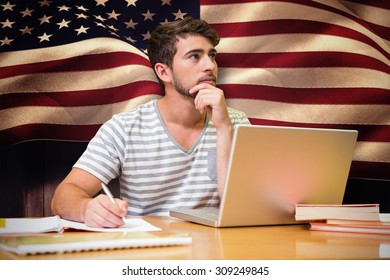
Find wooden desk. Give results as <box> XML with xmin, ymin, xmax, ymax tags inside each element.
<box><xmin>1</xmin><ymin>216</ymin><xmax>389</xmax><ymax>260</ymax></box>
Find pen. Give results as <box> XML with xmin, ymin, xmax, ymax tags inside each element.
<box><xmin>101</xmin><ymin>183</ymin><xmax>127</xmax><ymax>224</ymax></box>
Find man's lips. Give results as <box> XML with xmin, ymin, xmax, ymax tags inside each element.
<box><xmin>198</xmin><ymin>77</ymin><xmax>216</xmax><ymax>85</ymax></box>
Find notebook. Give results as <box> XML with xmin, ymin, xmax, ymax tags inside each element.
<box><xmin>0</xmin><ymin>232</ymin><xmax>192</xmax><ymax>255</ymax></box>
<box><xmin>170</xmin><ymin>124</ymin><xmax>358</xmax><ymax>227</ymax></box>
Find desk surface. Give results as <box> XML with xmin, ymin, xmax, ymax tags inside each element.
<box><xmin>1</xmin><ymin>216</ymin><xmax>389</xmax><ymax>260</ymax></box>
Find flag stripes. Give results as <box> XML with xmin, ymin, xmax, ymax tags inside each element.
<box><xmin>201</xmin><ymin>0</ymin><xmax>390</xmax><ymax>180</ymax></box>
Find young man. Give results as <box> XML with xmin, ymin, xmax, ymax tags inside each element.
<box><xmin>51</xmin><ymin>17</ymin><xmax>250</xmax><ymax>227</ymax></box>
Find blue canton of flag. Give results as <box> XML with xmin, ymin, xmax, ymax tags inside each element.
<box><xmin>0</xmin><ymin>0</ymin><xmax>200</xmax><ymax>52</ymax></box>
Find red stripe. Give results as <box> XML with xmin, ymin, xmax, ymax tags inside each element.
<box><xmin>0</xmin><ymin>52</ymin><xmax>151</xmax><ymax>79</ymax></box>
<box><xmin>350</xmin><ymin>161</ymin><xmax>390</xmax><ymax>180</ymax></box>
<box><xmin>211</xmin><ymin>20</ymin><xmax>390</xmax><ymax>60</ymax></box>
<box><xmin>361</xmin><ymin>21</ymin><xmax>390</xmax><ymax>41</ymax></box>
<box><xmin>0</xmin><ymin>124</ymin><xmax>102</xmax><ymax>145</ymax></box>
<box><xmin>0</xmin><ymin>81</ymin><xmax>163</xmax><ymax>109</ymax></box>
<box><xmin>220</xmin><ymin>84</ymin><xmax>390</xmax><ymax>105</ymax></box>
<box><xmin>217</xmin><ymin>52</ymin><xmax>390</xmax><ymax>73</ymax></box>
<box><xmin>345</xmin><ymin>0</ymin><xmax>390</xmax><ymax>10</ymax></box>
<box><xmin>248</xmin><ymin>118</ymin><xmax>390</xmax><ymax>142</ymax></box>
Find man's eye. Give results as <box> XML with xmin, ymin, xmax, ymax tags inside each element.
<box><xmin>209</xmin><ymin>53</ymin><xmax>217</xmax><ymax>61</ymax></box>
<box><xmin>190</xmin><ymin>54</ymin><xmax>200</xmax><ymax>60</ymax></box>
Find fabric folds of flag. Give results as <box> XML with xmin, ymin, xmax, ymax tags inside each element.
<box><xmin>201</xmin><ymin>0</ymin><xmax>390</xmax><ymax>180</ymax></box>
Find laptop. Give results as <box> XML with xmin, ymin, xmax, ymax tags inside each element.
<box><xmin>169</xmin><ymin>124</ymin><xmax>358</xmax><ymax>227</ymax></box>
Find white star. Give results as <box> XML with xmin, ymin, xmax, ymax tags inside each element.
<box><xmin>57</xmin><ymin>5</ymin><xmax>71</xmax><ymax>12</ymax></box>
<box><xmin>95</xmin><ymin>0</ymin><xmax>109</xmax><ymax>6</ymax></box>
<box><xmin>75</xmin><ymin>13</ymin><xmax>88</xmax><ymax>19</ymax></box>
<box><xmin>125</xmin><ymin>0</ymin><xmax>137</xmax><ymax>7</ymax></box>
<box><xmin>126</xmin><ymin>36</ymin><xmax>136</xmax><ymax>44</ymax></box>
<box><xmin>39</xmin><ymin>0</ymin><xmax>52</xmax><ymax>7</ymax></box>
<box><xmin>0</xmin><ymin>36</ymin><xmax>14</xmax><ymax>46</ymax></box>
<box><xmin>38</xmin><ymin>32</ymin><xmax>52</xmax><ymax>42</ymax></box>
<box><xmin>142</xmin><ymin>10</ymin><xmax>155</xmax><ymax>21</ymax></box>
<box><xmin>57</xmin><ymin>19</ymin><xmax>71</xmax><ymax>29</ymax></box>
<box><xmin>76</xmin><ymin>5</ymin><xmax>88</xmax><ymax>12</ymax></box>
<box><xmin>75</xmin><ymin>25</ymin><xmax>90</xmax><ymax>35</ymax></box>
<box><xmin>107</xmin><ymin>25</ymin><xmax>119</xmax><ymax>32</ymax></box>
<box><xmin>94</xmin><ymin>15</ymin><xmax>106</xmax><ymax>22</ymax></box>
<box><xmin>1</xmin><ymin>19</ymin><xmax>15</xmax><ymax>28</ymax></box>
<box><xmin>38</xmin><ymin>14</ymin><xmax>52</xmax><ymax>25</ymax></box>
<box><xmin>19</xmin><ymin>26</ymin><xmax>35</xmax><ymax>35</ymax></box>
<box><xmin>1</xmin><ymin>2</ymin><xmax>15</xmax><ymax>11</ymax></box>
<box><xmin>125</xmin><ymin>19</ymin><xmax>138</xmax><ymax>29</ymax></box>
<box><xmin>160</xmin><ymin>19</ymin><xmax>169</xmax><ymax>25</ymax></box>
<box><xmin>95</xmin><ymin>21</ymin><xmax>105</xmax><ymax>28</ymax></box>
<box><xmin>20</xmin><ymin>8</ymin><xmax>34</xmax><ymax>17</ymax></box>
<box><xmin>161</xmin><ymin>0</ymin><xmax>171</xmax><ymax>6</ymax></box>
<box><xmin>142</xmin><ymin>31</ymin><xmax>151</xmax><ymax>40</ymax></box>
<box><xmin>109</xmin><ymin>31</ymin><xmax>120</xmax><ymax>37</ymax></box>
<box><xmin>107</xmin><ymin>10</ymin><xmax>121</xmax><ymax>20</ymax></box>
<box><xmin>173</xmin><ymin>9</ymin><xmax>187</xmax><ymax>20</ymax></box>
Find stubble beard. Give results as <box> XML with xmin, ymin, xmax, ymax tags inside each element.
<box><xmin>173</xmin><ymin>79</ymin><xmax>197</xmax><ymax>100</ymax></box>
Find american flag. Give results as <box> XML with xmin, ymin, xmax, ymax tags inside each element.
<box><xmin>1</xmin><ymin>0</ymin><xmax>389</xmax><ymax>181</ymax></box>
<box><xmin>0</xmin><ymin>0</ymin><xmax>197</xmax><ymax>144</ymax></box>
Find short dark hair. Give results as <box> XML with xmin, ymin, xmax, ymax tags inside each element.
<box><xmin>147</xmin><ymin>17</ymin><xmax>220</xmax><ymax>87</ymax></box>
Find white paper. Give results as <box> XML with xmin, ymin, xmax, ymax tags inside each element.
<box><xmin>61</xmin><ymin>218</ymin><xmax>161</xmax><ymax>232</ymax></box>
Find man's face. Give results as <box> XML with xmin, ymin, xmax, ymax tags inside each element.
<box><xmin>171</xmin><ymin>35</ymin><xmax>218</xmax><ymax>99</ymax></box>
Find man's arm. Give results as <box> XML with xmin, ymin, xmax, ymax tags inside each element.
<box><xmin>51</xmin><ymin>168</ymin><xmax>128</xmax><ymax>228</ymax></box>
<box><xmin>192</xmin><ymin>84</ymin><xmax>233</xmax><ymax>197</ymax></box>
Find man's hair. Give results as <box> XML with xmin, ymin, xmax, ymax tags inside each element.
<box><xmin>147</xmin><ymin>17</ymin><xmax>220</xmax><ymax>87</ymax></box>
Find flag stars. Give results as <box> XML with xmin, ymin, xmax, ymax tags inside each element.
<box><xmin>0</xmin><ymin>36</ymin><xmax>14</xmax><ymax>46</ymax></box>
<box><xmin>107</xmin><ymin>25</ymin><xmax>119</xmax><ymax>32</ymax></box>
<box><xmin>95</xmin><ymin>21</ymin><xmax>106</xmax><ymax>28</ymax></box>
<box><xmin>161</xmin><ymin>0</ymin><xmax>171</xmax><ymax>6</ymax></box>
<box><xmin>75</xmin><ymin>13</ymin><xmax>89</xmax><ymax>19</ymax></box>
<box><xmin>94</xmin><ymin>15</ymin><xmax>106</xmax><ymax>22</ymax></box>
<box><xmin>142</xmin><ymin>10</ymin><xmax>155</xmax><ymax>21</ymax></box>
<box><xmin>1</xmin><ymin>19</ymin><xmax>15</xmax><ymax>28</ymax></box>
<box><xmin>126</xmin><ymin>36</ymin><xmax>136</xmax><ymax>44</ymax></box>
<box><xmin>57</xmin><ymin>5</ymin><xmax>71</xmax><ymax>12</ymax></box>
<box><xmin>173</xmin><ymin>9</ymin><xmax>186</xmax><ymax>20</ymax></box>
<box><xmin>76</xmin><ymin>5</ymin><xmax>88</xmax><ymax>12</ymax></box>
<box><xmin>39</xmin><ymin>0</ymin><xmax>52</xmax><ymax>7</ymax></box>
<box><xmin>38</xmin><ymin>14</ymin><xmax>52</xmax><ymax>25</ymax></box>
<box><xmin>125</xmin><ymin>0</ymin><xmax>137</xmax><ymax>7</ymax></box>
<box><xmin>19</xmin><ymin>26</ymin><xmax>35</xmax><ymax>35</ymax></box>
<box><xmin>107</xmin><ymin>10</ymin><xmax>121</xmax><ymax>20</ymax></box>
<box><xmin>20</xmin><ymin>8</ymin><xmax>34</xmax><ymax>18</ymax></box>
<box><xmin>75</xmin><ymin>25</ymin><xmax>90</xmax><ymax>35</ymax></box>
<box><xmin>125</xmin><ymin>19</ymin><xmax>138</xmax><ymax>29</ymax></box>
<box><xmin>1</xmin><ymin>2</ymin><xmax>15</xmax><ymax>11</ymax></box>
<box><xmin>57</xmin><ymin>19</ymin><xmax>71</xmax><ymax>29</ymax></box>
<box><xmin>96</xmin><ymin>0</ymin><xmax>109</xmax><ymax>6</ymax></box>
<box><xmin>142</xmin><ymin>31</ymin><xmax>151</xmax><ymax>40</ymax></box>
<box><xmin>38</xmin><ymin>32</ymin><xmax>52</xmax><ymax>42</ymax></box>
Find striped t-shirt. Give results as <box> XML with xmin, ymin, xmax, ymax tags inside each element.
<box><xmin>74</xmin><ymin>99</ymin><xmax>250</xmax><ymax>216</ymax></box>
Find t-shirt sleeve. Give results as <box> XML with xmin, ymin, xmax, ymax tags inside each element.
<box><xmin>73</xmin><ymin>116</ymin><xmax>126</xmax><ymax>184</ymax></box>
<box><xmin>228</xmin><ymin>108</ymin><xmax>251</xmax><ymax>127</ymax></box>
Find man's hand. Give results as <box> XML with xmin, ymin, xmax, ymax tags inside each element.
<box><xmin>191</xmin><ymin>83</ymin><xmax>232</xmax><ymax>129</ymax></box>
<box><xmin>84</xmin><ymin>194</ymin><xmax>128</xmax><ymax>228</ymax></box>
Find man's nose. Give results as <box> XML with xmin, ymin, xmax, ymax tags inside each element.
<box><xmin>203</xmin><ymin>56</ymin><xmax>216</xmax><ymax>71</ymax></box>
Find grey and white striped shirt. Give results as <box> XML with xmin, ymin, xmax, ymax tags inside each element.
<box><xmin>74</xmin><ymin>99</ymin><xmax>250</xmax><ymax>216</ymax></box>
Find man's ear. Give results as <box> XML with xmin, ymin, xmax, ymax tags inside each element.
<box><xmin>154</xmin><ymin>63</ymin><xmax>172</xmax><ymax>84</ymax></box>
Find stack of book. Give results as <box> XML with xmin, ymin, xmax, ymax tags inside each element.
<box><xmin>295</xmin><ymin>203</ymin><xmax>390</xmax><ymax>235</ymax></box>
